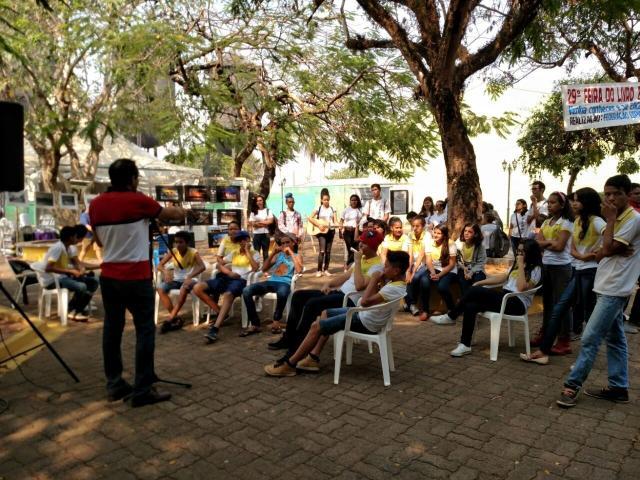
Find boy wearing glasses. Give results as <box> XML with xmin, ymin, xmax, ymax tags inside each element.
<box><xmin>241</xmin><ymin>234</ymin><xmax>303</xmax><ymax>336</ymax></box>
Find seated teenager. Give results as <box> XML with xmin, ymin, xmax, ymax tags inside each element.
<box><xmin>380</xmin><ymin>216</ymin><xmax>409</xmax><ymax>263</ymax></box>
<box><xmin>267</xmin><ymin>231</ymin><xmax>384</xmax><ymax>356</ymax></box>
<box><xmin>41</xmin><ymin>225</ymin><xmax>100</xmax><ymax>321</ymax></box>
<box><xmin>405</xmin><ymin>215</ymin><xmax>428</xmax><ymax>316</ymax></box>
<box><xmin>264</xmin><ymin>250</ymin><xmax>409</xmax><ymax>376</ymax></box>
<box><xmin>416</xmin><ymin>224</ymin><xmax>458</xmax><ymax>321</ymax></box>
<box><xmin>193</xmin><ymin>230</ymin><xmax>259</xmax><ymax>343</ymax></box>
<box><xmin>241</xmin><ymin>234</ymin><xmax>303</xmax><ymax>337</ymax></box>
<box><xmin>430</xmin><ymin>239</ymin><xmax>542</xmax><ymax>356</ymax></box>
<box><xmin>156</xmin><ymin>230</ymin><xmax>206</xmax><ymax>333</ymax></box>
<box><xmin>456</xmin><ymin>223</ymin><xmax>487</xmax><ymax>294</ymax></box>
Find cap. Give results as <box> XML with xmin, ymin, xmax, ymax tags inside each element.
<box><xmin>359</xmin><ymin>230</ymin><xmax>384</xmax><ymax>251</ymax></box>
<box><xmin>235</xmin><ymin>230</ymin><xmax>250</xmax><ymax>240</ymax></box>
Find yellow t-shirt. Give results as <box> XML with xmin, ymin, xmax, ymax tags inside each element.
<box><xmin>383</xmin><ymin>233</ymin><xmax>409</xmax><ymax>252</ymax></box>
<box><xmin>461</xmin><ymin>243</ymin><xmax>475</xmax><ymax>263</ymax></box>
<box><xmin>572</xmin><ymin>215</ymin><xmax>606</xmax><ymax>270</ymax></box>
<box><xmin>171</xmin><ymin>247</ymin><xmax>198</xmax><ymax>281</ymax></box>
<box><xmin>540</xmin><ymin>217</ymin><xmax>573</xmax><ymax>265</ymax></box>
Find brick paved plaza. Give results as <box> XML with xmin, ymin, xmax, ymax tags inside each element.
<box><xmin>1</xmin><ymin>243</ymin><xmax>640</xmax><ymax>480</ymax></box>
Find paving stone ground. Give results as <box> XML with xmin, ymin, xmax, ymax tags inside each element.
<box><xmin>1</xmin><ymin>240</ymin><xmax>640</xmax><ymax>479</ymax></box>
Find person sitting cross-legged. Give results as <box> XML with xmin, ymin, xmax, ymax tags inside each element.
<box><xmin>41</xmin><ymin>225</ymin><xmax>100</xmax><ymax>322</ymax></box>
<box><xmin>267</xmin><ymin>230</ymin><xmax>385</xmax><ymax>360</ymax></box>
<box><xmin>241</xmin><ymin>234</ymin><xmax>303</xmax><ymax>336</ymax></box>
<box><xmin>264</xmin><ymin>250</ymin><xmax>409</xmax><ymax>376</ymax></box>
<box><xmin>193</xmin><ymin>230</ymin><xmax>259</xmax><ymax>343</ymax></box>
<box><xmin>156</xmin><ymin>230</ymin><xmax>206</xmax><ymax>334</ymax></box>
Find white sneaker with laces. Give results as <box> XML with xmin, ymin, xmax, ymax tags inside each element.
<box><xmin>450</xmin><ymin>343</ymin><xmax>471</xmax><ymax>357</ymax></box>
<box><xmin>431</xmin><ymin>313</ymin><xmax>454</xmax><ymax>325</ymax></box>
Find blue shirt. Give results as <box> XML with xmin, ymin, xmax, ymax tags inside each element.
<box><xmin>80</xmin><ymin>212</ymin><xmax>92</xmax><ymax>239</ymax></box>
<box><xmin>269</xmin><ymin>252</ymin><xmax>297</xmax><ymax>283</ymax></box>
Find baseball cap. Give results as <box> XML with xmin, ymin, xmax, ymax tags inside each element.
<box><xmin>235</xmin><ymin>230</ymin><xmax>250</xmax><ymax>241</ymax></box>
<box><xmin>359</xmin><ymin>230</ymin><xmax>384</xmax><ymax>250</ymax></box>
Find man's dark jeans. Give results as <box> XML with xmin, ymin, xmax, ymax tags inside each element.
<box><xmin>100</xmin><ymin>276</ymin><xmax>156</xmax><ymax>398</ymax></box>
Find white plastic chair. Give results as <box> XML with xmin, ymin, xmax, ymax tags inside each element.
<box><xmin>154</xmin><ymin>262</ymin><xmax>207</xmax><ymax>326</ymax></box>
<box><xmin>240</xmin><ymin>270</ymin><xmax>303</xmax><ymax>328</ymax></box>
<box><xmin>31</xmin><ymin>262</ymin><xmax>69</xmax><ymax>326</ymax></box>
<box><xmin>478</xmin><ymin>285</ymin><xmax>542</xmax><ymax>361</ymax></box>
<box><xmin>200</xmin><ymin>264</ymin><xmax>260</xmax><ymax>326</ymax></box>
<box><xmin>333</xmin><ymin>296</ymin><xmax>403</xmax><ymax>387</ymax></box>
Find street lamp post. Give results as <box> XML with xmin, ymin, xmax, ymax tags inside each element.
<box><xmin>502</xmin><ymin>160</ymin><xmax>514</xmax><ymax>227</ymax></box>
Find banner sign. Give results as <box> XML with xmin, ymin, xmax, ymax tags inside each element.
<box><xmin>562</xmin><ymin>82</ymin><xmax>640</xmax><ymax>131</ymax></box>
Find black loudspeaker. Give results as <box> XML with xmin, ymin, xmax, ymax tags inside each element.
<box><xmin>0</xmin><ymin>101</ymin><xmax>25</xmax><ymax>192</ymax></box>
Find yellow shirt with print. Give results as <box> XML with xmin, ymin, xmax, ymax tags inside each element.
<box><xmin>384</xmin><ymin>233</ymin><xmax>409</xmax><ymax>252</ymax></box>
<box><xmin>172</xmin><ymin>247</ymin><xmax>197</xmax><ymax>270</ymax></box>
<box><xmin>360</xmin><ymin>255</ymin><xmax>382</xmax><ymax>276</ymax></box>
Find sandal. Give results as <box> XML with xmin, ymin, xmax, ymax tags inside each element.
<box><xmin>239</xmin><ymin>328</ymin><xmax>261</xmax><ymax>337</ymax></box>
<box><xmin>519</xmin><ymin>352</ymin><xmax>549</xmax><ymax>365</ymax></box>
<box><xmin>271</xmin><ymin>321</ymin><xmax>284</xmax><ymax>334</ymax></box>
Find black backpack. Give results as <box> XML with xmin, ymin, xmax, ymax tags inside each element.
<box><xmin>487</xmin><ymin>228</ymin><xmax>510</xmax><ymax>258</ymax></box>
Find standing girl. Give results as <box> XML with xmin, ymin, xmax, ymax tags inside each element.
<box><xmin>339</xmin><ymin>194</ymin><xmax>363</xmax><ymax>269</ymax></box>
<box><xmin>308</xmin><ymin>192</ymin><xmax>338</xmax><ymax>277</ymax></box>
<box><xmin>419</xmin><ymin>196</ymin><xmax>435</xmax><ymax>225</ymax></box>
<box><xmin>456</xmin><ymin>223</ymin><xmax>487</xmax><ymax>294</ymax></box>
<box><xmin>532</xmin><ymin>191</ymin><xmax>574</xmax><ymax>353</ymax></box>
<box><xmin>522</xmin><ymin>187</ymin><xmax>604</xmax><ymax>364</ymax></box>
<box><xmin>509</xmin><ymin>199</ymin><xmax>534</xmax><ymax>254</ymax></box>
<box><xmin>278</xmin><ymin>193</ymin><xmax>304</xmax><ymax>251</ymax></box>
<box><xmin>249</xmin><ymin>194</ymin><xmax>274</xmax><ymax>261</ymax></box>
<box><xmin>417</xmin><ymin>224</ymin><xmax>457</xmax><ymax>321</ymax></box>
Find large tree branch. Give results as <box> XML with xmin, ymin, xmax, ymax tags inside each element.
<box><xmin>587</xmin><ymin>41</ymin><xmax>624</xmax><ymax>82</ymax></box>
<box><xmin>439</xmin><ymin>0</ymin><xmax>479</xmax><ymax>75</ymax></box>
<box><xmin>456</xmin><ymin>0</ymin><xmax>543</xmax><ymax>83</ymax></box>
<box><xmin>406</xmin><ymin>0</ymin><xmax>441</xmax><ymax>65</ymax></box>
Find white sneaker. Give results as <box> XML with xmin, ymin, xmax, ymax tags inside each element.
<box><xmin>450</xmin><ymin>343</ymin><xmax>471</xmax><ymax>357</ymax></box>
<box><xmin>315</xmin><ymin>271</ymin><xmax>322</xmax><ymax>278</ymax></box>
<box><xmin>323</xmin><ymin>271</ymin><xmax>332</xmax><ymax>277</ymax></box>
<box><xmin>68</xmin><ymin>310</ymin><xmax>77</xmax><ymax>320</ymax></box>
<box><xmin>255</xmin><ymin>297</ymin><xmax>263</xmax><ymax>313</ymax></box>
<box><xmin>409</xmin><ymin>304</ymin><xmax>420</xmax><ymax>316</ymax></box>
<box><xmin>431</xmin><ymin>313</ymin><xmax>454</xmax><ymax>325</ymax></box>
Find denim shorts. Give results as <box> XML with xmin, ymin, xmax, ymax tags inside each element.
<box><xmin>318</xmin><ymin>307</ymin><xmax>375</xmax><ymax>336</ymax></box>
<box><xmin>205</xmin><ymin>274</ymin><xmax>247</xmax><ymax>297</ymax></box>
<box><xmin>160</xmin><ymin>279</ymin><xmax>195</xmax><ymax>293</ymax></box>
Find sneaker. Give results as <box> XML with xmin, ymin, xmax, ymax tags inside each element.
<box><xmin>264</xmin><ymin>361</ymin><xmax>297</xmax><ymax>377</ymax></box>
<box><xmin>556</xmin><ymin>387</ymin><xmax>579</xmax><ymax>408</ymax></box>
<box><xmin>409</xmin><ymin>304</ymin><xmax>420</xmax><ymax>316</ymax></box>
<box><xmin>204</xmin><ymin>326</ymin><xmax>218</xmax><ymax>343</ymax></box>
<box><xmin>73</xmin><ymin>311</ymin><xmax>89</xmax><ymax>321</ymax></box>
<box><xmin>623</xmin><ymin>322</ymin><xmax>638</xmax><ymax>334</ymax></box>
<box><xmin>315</xmin><ymin>271</ymin><xmax>322</xmax><ymax>278</ymax></box>
<box><xmin>68</xmin><ymin>310</ymin><xmax>77</xmax><ymax>320</ymax></box>
<box><xmin>584</xmin><ymin>386</ymin><xmax>629</xmax><ymax>404</ymax></box>
<box><xmin>550</xmin><ymin>337</ymin><xmax>572</xmax><ymax>356</ymax></box>
<box><xmin>450</xmin><ymin>343</ymin><xmax>471</xmax><ymax>357</ymax></box>
<box><xmin>268</xmin><ymin>338</ymin><xmax>288</xmax><ymax>350</ymax></box>
<box><xmin>296</xmin><ymin>355</ymin><xmax>320</xmax><ymax>372</ymax></box>
<box><xmin>107</xmin><ymin>382</ymin><xmax>133</xmax><ymax>402</ymax></box>
<box><xmin>130</xmin><ymin>387</ymin><xmax>172</xmax><ymax>408</ymax></box>
<box><xmin>323</xmin><ymin>270</ymin><xmax>332</xmax><ymax>277</ymax></box>
<box><xmin>431</xmin><ymin>313</ymin><xmax>454</xmax><ymax>325</ymax></box>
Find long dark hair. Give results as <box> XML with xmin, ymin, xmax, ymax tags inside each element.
<box><xmin>515</xmin><ymin>198</ymin><xmax>528</xmax><ymax>216</ymax></box>
<box><xmin>509</xmin><ymin>238</ymin><xmax>542</xmax><ymax>282</ymax></box>
<box><xmin>251</xmin><ymin>194</ymin><xmax>266</xmax><ymax>215</ymax></box>
<box><xmin>349</xmin><ymin>194</ymin><xmax>362</xmax><ymax>209</ymax></box>
<box><xmin>549</xmin><ymin>191</ymin><xmax>573</xmax><ymax>221</ymax></box>
<box><xmin>573</xmin><ymin>187</ymin><xmax>602</xmax><ymax>240</ymax></box>
<box><xmin>419</xmin><ymin>196</ymin><xmax>434</xmax><ymax>216</ymax></box>
<box><xmin>434</xmin><ymin>224</ymin><xmax>450</xmax><ymax>266</ymax></box>
<box><xmin>459</xmin><ymin>223</ymin><xmax>483</xmax><ymax>247</ymax></box>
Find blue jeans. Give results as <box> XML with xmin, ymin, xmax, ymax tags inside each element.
<box><xmin>565</xmin><ymin>294</ymin><xmax>629</xmax><ymax>391</ymax></box>
<box><xmin>420</xmin><ymin>271</ymin><xmax>457</xmax><ymax>312</ymax></box>
<box><xmin>55</xmin><ymin>275</ymin><xmax>99</xmax><ymax>313</ymax></box>
<box><xmin>318</xmin><ymin>307</ymin><xmax>374</xmax><ymax>335</ymax></box>
<box><xmin>405</xmin><ymin>266</ymin><xmax>427</xmax><ymax>307</ymax></box>
<box><xmin>242</xmin><ymin>280</ymin><xmax>291</xmax><ymax>327</ymax></box>
<box><xmin>541</xmin><ymin>263</ymin><xmax>573</xmax><ymax>337</ymax></box>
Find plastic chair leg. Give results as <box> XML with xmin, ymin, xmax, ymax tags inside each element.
<box><xmin>345</xmin><ymin>337</ymin><xmax>354</xmax><ymax>365</ymax></box>
<box><xmin>387</xmin><ymin>336</ymin><xmax>395</xmax><ymax>372</ymax></box>
<box><xmin>489</xmin><ymin>315</ymin><xmax>502</xmax><ymax>362</ymax></box>
<box><xmin>333</xmin><ymin>331</ymin><xmax>345</xmax><ymax>385</ymax></box>
<box><xmin>523</xmin><ymin>317</ymin><xmax>531</xmax><ymax>356</ymax></box>
<box><xmin>192</xmin><ymin>296</ymin><xmax>199</xmax><ymax>326</ymax></box>
<box><xmin>368</xmin><ymin>341</ymin><xmax>373</xmax><ymax>354</ymax></box>
<box><xmin>378</xmin><ymin>337</ymin><xmax>391</xmax><ymax>386</ymax></box>
<box><xmin>59</xmin><ymin>290</ymin><xmax>68</xmax><ymax>326</ymax></box>
<box><xmin>241</xmin><ymin>300</ymin><xmax>249</xmax><ymax>329</ymax></box>
<box><xmin>45</xmin><ymin>294</ymin><xmax>52</xmax><ymax>318</ymax></box>
<box><xmin>507</xmin><ymin>319</ymin><xmax>514</xmax><ymax>347</ymax></box>
<box><xmin>38</xmin><ymin>294</ymin><xmax>45</xmax><ymax>321</ymax></box>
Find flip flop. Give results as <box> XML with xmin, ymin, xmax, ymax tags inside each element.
<box><xmin>519</xmin><ymin>353</ymin><xmax>549</xmax><ymax>365</ymax></box>
<box><xmin>239</xmin><ymin>328</ymin><xmax>261</xmax><ymax>337</ymax></box>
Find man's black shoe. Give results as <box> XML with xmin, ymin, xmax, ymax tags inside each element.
<box><xmin>584</xmin><ymin>386</ymin><xmax>629</xmax><ymax>403</ymax></box>
<box><xmin>268</xmin><ymin>338</ymin><xmax>288</xmax><ymax>350</ymax></box>
<box><xmin>107</xmin><ymin>382</ymin><xmax>133</xmax><ymax>402</ymax></box>
<box><xmin>130</xmin><ymin>387</ymin><xmax>172</xmax><ymax>408</ymax></box>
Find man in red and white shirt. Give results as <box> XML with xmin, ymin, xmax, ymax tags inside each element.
<box><xmin>91</xmin><ymin>159</ymin><xmax>184</xmax><ymax>407</ymax></box>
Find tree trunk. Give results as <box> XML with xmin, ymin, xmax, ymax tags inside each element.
<box><xmin>567</xmin><ymin>168</ymin><xmax>580</xmax><ymax>196</ymax></box>
<box><xmin>40</xmin><ymin>150</ymin><xmax>61</xmax><ymax>193</ymax></box>
<box><xmin>233</xmin><ymin>136</ymin><xmax>258</xmax><ymax>177</ymax></box>
<box><xmin>429</xmin><ymin>87</ymin><xmax>482</xmax><ymax>236</ymax></box>
<box><xmin>257</xmin><ymin>139</ymin><xmax>277</xmax><ymax>198</ymax></box>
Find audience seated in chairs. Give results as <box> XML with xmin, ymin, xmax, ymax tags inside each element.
<box><xmin>241</xmin><ymin>234</ymin><xmax>303</xmax><ymax>337</ymax></box>
<box><xmin>430</xmin><ymin>239</ymin><xmax>542</xmax><ymax>358</ymax></box>
<box><xmin>41</xmin><ymin>225</ymin><xmax>100</xmax><ymax>322</ymax></box>
<box><xmin>264</xmin><ymin>250</ymin><xmax>409</xmax><ymax>376</ymax></box>
<box><xmin>193</xmin><ymin>229</ymin><xmax>259</xmax><ymax>343</ymax></box>
<box><xmin>156</xmin><ymin>230</ymin><xmax>206</xmax><ymax>333</ymax></box>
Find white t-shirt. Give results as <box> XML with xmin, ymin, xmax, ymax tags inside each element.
<box><xmin>363</xmin><ymin>198</ymin><xmax>391</xmax><ymax>220</ymax></box>
<box><xmin>594</xmin><ymin>208</ymin><xmax>640</xmax><ymax>297</ymax></box>
<box><xmin>341</xmin><ymin>207</ymin><xmax>363</xmax><ymax>228</ymax></box>
<box><xmin>316</xmin><ymin>205</ymin><xmax>335</xmax><ymax>223</ymax></box>
<box><xmin>503</xmin><ymin>265</ymin><xmax>542</xmax><ymax>310</ymax></box>
<box><xmin>41</xmin><ymin>241</ymin><xmax>78</xmax><ymax>285</ymax></box>
<box><xmin>510</xmin><ymin>212</ymin><xmax>534</xmax><ymax>239</ymax></box>
<box><xmin>540</xmin><ymin>217</ymin><xmax>574</xmax><ymax>265</ymax></box>
<box><xmin>429</xmin><ymin>212</ymin><xmax>447</xmax><ymax>227</ymax></box>
<box><xmin>426</xmin><ymin>241</ymin><xmax>457</xmax><ymax>274</ymax></box>
<box><xmin>249</xmin><ymin>208</ymin><xmax>274</xmax><ymax>235</ymax></box>
<box><xmin>572</xmin><ymin>216</ymin><xmax>606</xmax><ymax>270</ymax></box>
<box><xmin>358</xmin><ymin>280</ymin><xmax>406</xmax><ymax>332</ymax></box>
<box><xmin>340</xmin><ymin>258</ymin><xmax>384</xmax><ymax>303</ymax></box>
<box><xmin>537</xmin><ymin>198</ymin><xmax>549</xmax><ymax>218</ymax></box>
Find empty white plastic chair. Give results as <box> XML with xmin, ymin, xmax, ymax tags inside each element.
<box><xmin>333</xmin><ymin>296</ymin><xmax>403</xmax><ymax>387</ymax></box>
<box><xmin>478</xmin><ymin>285</ymin><xmax>542</xmax><ymax>361</ymax></box>
<box><xmin>31</xmin><ymin>262</ymin><xmax>69</xmax><ymax>326</ymax></box>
